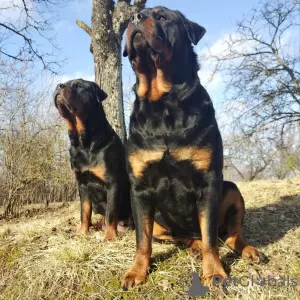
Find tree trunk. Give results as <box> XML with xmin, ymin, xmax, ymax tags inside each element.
<box><xmin>77</xmin><ymin>0</ymin><xmax>147</xmax><ymax>142</ymax></box>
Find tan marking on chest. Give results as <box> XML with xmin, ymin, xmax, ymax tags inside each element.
<box><xmin>65</xmin><ymin>119</ymin><xmax>76</xmax><ymax>132</ymax></box>
<box><xmin>75</xmin><ymin>116</ymin><xmax>85</xmax><ymax>134</ymax></box>
<box><xmin>147</xmin><ymin>70</ymin><xmax>172</xmax><ymax>102</ymax></box>
<box><xmin>136</xmin><ymin>53</ymin><xmax>172</xmax><ymax>102</ymax></box>
<box><xmin>170</xmin><ymin>147</ymin><xmax>212</xmax><ymax>171</ymax></box>
<box><xmin>62</xmin><ymin>116</ymin><xmax>85</xmax><ymax>135</ymax></box>
<box><xmin>129</xmin><ymin>149</ymin><xmax>164</xmax><ymax>178</ymax></box>
<box><xmin>89</xmin><ymin>165</ymin><xmax>106</xmax><ymax>182</ymax></box>
<box><xmin>137</xmin><ymin>73</ymin><xmax>149</xmax><ymax>98</ymax></box>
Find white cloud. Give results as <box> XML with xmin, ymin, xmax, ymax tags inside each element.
<box><xmin>197</xmin><ymin>32</ymin><xmax>255</xmax><ymax>92</ymax></box>
<box><xmin>197</xmin><ymin>33</ymin><xmax>232</xmax><ymax>92</ymax></box>
<box><xmin>54</xmin><ymin>71</ymin><xmax>95</xmax><ymax>86</ymax></box>
<box><xmin>198</xmin><ymin>69</ymin><xmax>222</xmax><ymax>91</ymax></box>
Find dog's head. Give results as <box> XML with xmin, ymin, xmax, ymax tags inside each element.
<box><xmin>124</xmin><ymin>6</ymin><xmax>206</xmax><ymax>101</ymax></box>
<box><xmin>54</xmin><ymin>79</ymin><xmax>107</xmax><ymax>133</ymax></box>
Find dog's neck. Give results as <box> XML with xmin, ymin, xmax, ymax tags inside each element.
<box><xmin>174</xmin><ymin>45</ymin><xmax>200</xmax><ymax>84</ymax></box>
<box><xmin>68</xmin><ymin>106</ymin><xmax>112</xmax><ymax>148</ymax></box>
<box><xmin>134</xmin><ymin>44</ymin><xmax>200</xmax><ymax>102</ymax></box>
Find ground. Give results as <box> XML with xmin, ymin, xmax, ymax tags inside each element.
<box><xmin>0</xmin><ymin>178</ymin><xmax>299</xmax><ymax>299</ymax></box>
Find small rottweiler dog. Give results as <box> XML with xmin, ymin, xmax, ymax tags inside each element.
<box><xmin>122</xmin><ymin>7</ymin><xmax>260</xmax><ymax>288</ymax></box>
<box><xmin>54</xmin><ymin>79</ymin><xmax>132</xmax><ymax>240</ymax></box>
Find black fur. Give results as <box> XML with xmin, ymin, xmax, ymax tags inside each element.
<box><xmin>126</xmin><ymin>6</ymin><xmax>222</xmax><ymax>245</ymax></box>
<box><xmin>54</xmin><ymin>79</ymin><xmax>132</xmax><ymax>234</ymax></box>
<box><xmin>121</xmin><ymin>7</ymin><xmax>262</xmax><ymax>290</ymax></box>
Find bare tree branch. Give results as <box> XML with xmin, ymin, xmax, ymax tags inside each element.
<box><xmin>206</xmin><ymin>0</ymin><xmax>300</xmax><ymax>133</ymax></box>
<box><xmin>0</xmin><ymin>0</ymin><xmax>61</xmax><ymax>73</ymax></box>
<box><xmin>75</xmin><ymin>19</ymin><xmax>92</xmax><ymax>36</ymax></box>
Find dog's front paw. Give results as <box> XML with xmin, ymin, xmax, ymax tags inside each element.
<box><xmin>104</xmin><ymin>224</ymin><xmax>117</xmax><ymax>241</ymax></box>
<box><xmin>122</xmin><ymin>268</ymin><xmax>147</xmax><ymax>290</ymax></box>
<box><xmin>76</xmin><ymin>223</ymin><xmax>89</xmax><ymax>235</ymax></box>
<box><xmin>242</xmin><ymin>246</ymin><xmax>261</xmax><ymax>263</ymax></box>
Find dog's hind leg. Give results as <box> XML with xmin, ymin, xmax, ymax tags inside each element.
<box><xmin>220</xmin><ymin>182</ymin><xmax>260</xmax><ymax>263</ymax></box>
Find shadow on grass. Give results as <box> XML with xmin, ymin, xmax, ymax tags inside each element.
<box><xmin>146</xmin><ymin>194</ymin><xmax>299</xmax><ymax>277</ymax></box>
<box><xmin>220</xmin><ymin>193</ymin><xmax>300</xmax><ymax>275</ymax></box>
<box><xmin>149</xmin><ymin>247</ymin><xmax>179</xmax><ymax>274</ymax></box>
<box><xmin>243</xmin><ymin>193</ymin><xmax>300</xmax><ymax>248</ymax></box>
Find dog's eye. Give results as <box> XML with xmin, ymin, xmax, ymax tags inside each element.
<box><xmin>157</xmin><ymin>15</ymin><xmax>166</xmax><ymax>21</ymax></box>
<box><xmin>72</xmin><ymin>83</ymin><xmax>79</xmax><ymax>90</ymax></box>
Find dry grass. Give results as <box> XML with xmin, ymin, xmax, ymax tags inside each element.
<box><xmin>0</xmin><ymin>178</ymin><xmax>299</xmax><ymax>299</ymax></box>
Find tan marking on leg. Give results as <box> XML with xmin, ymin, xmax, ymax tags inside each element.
<box><xmin>122</xmin><ymin>217</ymin><xmax>153</xmax><ymax>289</ymax></box>
<box><xmin>218</xmin><ymin>189</ymin><xmax>237</xmax><ymax>228</ymax></box>
<box><xmin>104</xmin><ymin>221</ymin><xmax>117</xmax><ymax>241</ymax></box>
<box><xmin>170</xmin><ymin>147</ymin><xmax>212</xmax><ymax>171</ymax></box>
<box><xmin>152</xmin><ymin>221</ymin><xmax>174</xmax><ymax>241</ymax></box>
<box><xmin>152</xmin><ymin>222</ymin><xmax>199</xmax><ymax>249</ymax></box>
<box><xmin>129</xmin><ymin>149</ymin><xmax>164</xmax><ymax>178</ymax></box>
<box><xmin>188</xmin><ymin>239</ymin><xmax>203</xmax><ymax>257</ymax></box>
<box><xmin>200</xmin><ymin>212</ymin><xmax>227</xmax><ymax>284</ymax></box>
<box><xmin>221</xmin><ymin>188</ymin><xmax>261</xmax><ymax>263</ymax></box>
<box><xmin>78</xmin><ymin>200</ymin><xmax>92</xmax><ymax>235</ymax></box>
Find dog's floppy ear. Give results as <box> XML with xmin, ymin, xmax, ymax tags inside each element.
<box><xmin>93</xmin><ymin>82</ymin><xmax>108</xmax><ymax>102</ymax></box>
<box><xmin>185</xmin><ymin>20</ymin><xmax>206</xmax><ymax>45</ymax></box>
<box><xmin>176</xmin><ymin>11</ymin><xmax>206</xmax><ymax>45</ymax></box>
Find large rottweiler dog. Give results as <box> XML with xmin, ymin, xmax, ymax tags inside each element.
<box><xmin>54</xmin><ymin>79</ymin><xmax>132</xmax><ymax>240</ymax></box>
<box><xmin>122</xmin><ymin>7</ymin><xmax>260</xmax><ymax>288</ymax></box>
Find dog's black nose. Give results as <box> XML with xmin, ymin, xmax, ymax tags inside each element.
<box><xmin>131</xmin><ymin>13</ymin><xmax>144</xmax><ymax>24</ymax></box>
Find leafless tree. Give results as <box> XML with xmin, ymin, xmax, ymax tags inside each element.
<box><xmin>0</xmin><ymin>0</ymin><xmax>61</xmax><ymax>73</ymax></box>
<box><xmin>76</xmin><ymin>0</ymin><xmax>147</xmax><ymax>142</ymax></box>
<box><xmin>223</xmin><ymin>122</ymin><xmax>300</xmax><ymax>181</ymax></box>
<box><xmin>0</xmin><ymin>63</ymin><xmax>75</xmax><ymax>217</ymax></box>
<box><xmin>267</xmin><ymin>125</ymin><xmax>300</xmax><ymax>178</ymax></box>
<box><xmin>208</xmin><ymin>0</ymin><xmax>300</xmax><ymax>134</ymax></box>
<box><xmin>224</xmin><ymin>132</ymin><xmax>274</xmax><ymax>181</ymax></box>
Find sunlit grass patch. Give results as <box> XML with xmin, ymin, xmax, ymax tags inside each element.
<box><xmin>0</xmin><ymin>178</ymin><xmax>299</xmax><ymax>299</ymax></box>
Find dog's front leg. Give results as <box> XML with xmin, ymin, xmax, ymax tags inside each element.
<box><xmin>199</xmin><ymin>174</ymin><xmax>227</xmax><ymax>285</ymax></box>
<box><xmin>78</xmin><ymin>186</ymin><xmax>92</xmax><ymax>235</ymax></box>
<box><xmin>122</xmin><ymin>183</ymin><xmax>155</xmax><ymax>290</ymax></box>
<box><xmin>104</xmin><ymin>183</ymin><xmax>121</xmax><ymax>241</ymax></box>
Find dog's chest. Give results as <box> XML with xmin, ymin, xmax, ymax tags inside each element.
<box><xmin>70</xmin><ymin>146</ymin><xmax>106</xmax><ymax>181</ymax></box>
<box><xmin>129</xmin><ymin>101</ymin><xmax>217</xmax><ymax>179</ymax></box>
<box><xmin>132</xmin><ymin>102</ymin><xmax>202</xmax><ymax>140</ymax></box>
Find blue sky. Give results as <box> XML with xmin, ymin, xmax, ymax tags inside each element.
<box><xmin>52</xmin><ymin>0</ymin><xmax>261</xmax><ymax>107</ymax></box>
<box><xmin>56</xmin><ymin>0</ymin><xmax>262</xmax><ymax>71</ymax></box>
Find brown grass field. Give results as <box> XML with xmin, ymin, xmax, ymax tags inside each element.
<box><xmin>0</xmin><ymin>178</ymin><xmax>299</xmax><ymax>299</ymax></box>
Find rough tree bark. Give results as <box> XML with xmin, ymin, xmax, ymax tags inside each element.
<box><xmin>76</xmin><ymin>0</ymin><xmax>147</xmax><ymax>142</ymax></box>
